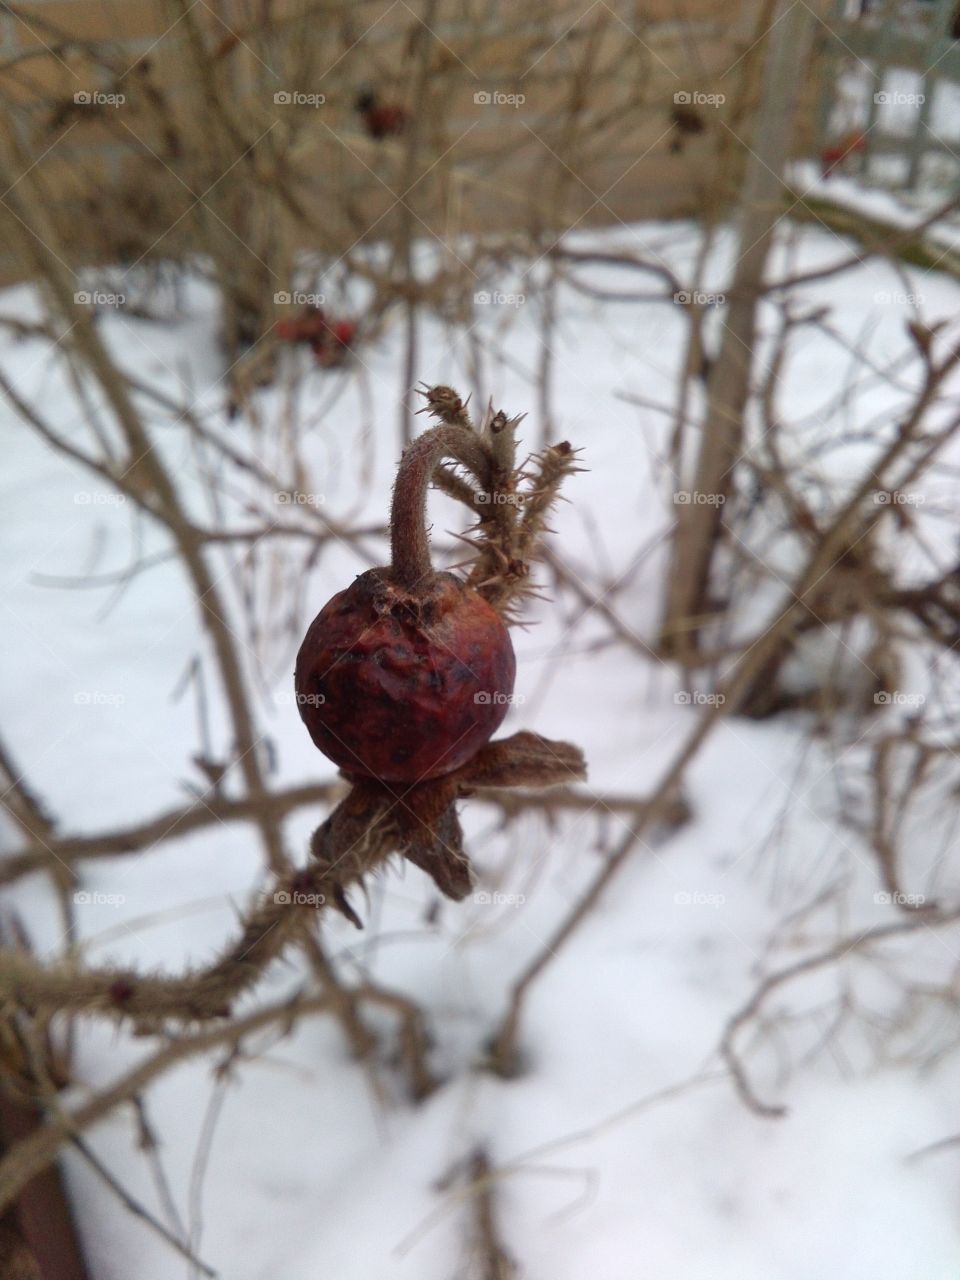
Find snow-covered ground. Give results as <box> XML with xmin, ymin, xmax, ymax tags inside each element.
<box><xmin>2</xmin><ymin>219</ymin><xmax>960</xmax><ymax>1278</ymax></box>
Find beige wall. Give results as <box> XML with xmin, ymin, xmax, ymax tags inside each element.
<box><xmin>0</xmin><ymin>0</ymin><xmax>816</xmax><ymax>288</ymax></box>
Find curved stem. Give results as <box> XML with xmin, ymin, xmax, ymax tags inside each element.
<box><xmin>390</xmin><ymin>425</ymin><xmax>490</xmax><ymax>589</ymax></box>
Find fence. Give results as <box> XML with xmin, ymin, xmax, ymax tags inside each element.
<box><xmin>816</xmin><ymin>0</ymin><xmax>960</xmax><ymax>191</ymax></box>
<box><xmin>0</xmin><ymin>0</ymin><xmax>785</xmax><ymax>289</ymax></box>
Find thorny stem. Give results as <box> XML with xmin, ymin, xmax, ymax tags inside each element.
<box><xmin>0</xmin><ymin>735</ymin><xmax>586</xmax><ymax>1027</ymax></box>
<box><xmin>0</xmin><ymin>994</ymin><xmax>335</xmax><ymax>1218</ymax></box>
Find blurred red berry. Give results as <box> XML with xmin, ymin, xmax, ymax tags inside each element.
<box><xmin>355</xmin><ymin>88</ymin><xmax>408</xmax><ymax>140</ymax></box>
<box><xmin>277</xmin><ymin>306</ymin><xmax>356</xmax><ymax>366</ymax></box>
<box><xmin>330</xmin><ymin>319</ymin><xmax>357</xmax><ymax>347</ymax></box>
<box><xmin>820</xmin><ymin>131</ymin><xmax>866</xmax><ymax>179</ymax></box>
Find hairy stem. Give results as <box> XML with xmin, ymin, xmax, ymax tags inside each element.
<box><xmin>389</xmin><ymin>425</ymin><xmax>491</xmax><ymax>589</ymax></box>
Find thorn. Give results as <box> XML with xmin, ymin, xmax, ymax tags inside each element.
<box><xmin>450</xmin><ymin>529</ymin><xmax>481</xmax><ymax>547</ymax></box>
<box><xmin>332</xmin><ymin>885</ymin><xmax>363</xmax><ymax>929</ymax></box>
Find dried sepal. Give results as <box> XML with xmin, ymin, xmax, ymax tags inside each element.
<box><xmin>457</xmin><ymin>731</ymin><xmax>586</xmax><ymax>790</ymax></box>
<box><xmin>307</xmin><ymin>732</ymin><xmax>586</xmax><ymax>914</ymax></box>
<box><xmin>400</xmin><ymin>783</ymin><xmax>471</xmax><ymax>901</ymax></box>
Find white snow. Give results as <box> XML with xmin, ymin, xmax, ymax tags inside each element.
<box><xmin>2</xmin><ymin>214</ymin><xmax>960</xmax><ymax>1277</ymax></box>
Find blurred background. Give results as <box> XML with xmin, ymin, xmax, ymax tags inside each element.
<box><xmin>2</xmin><ymin>1</ymin><xmax>960</xmax><ymax>1276</ymax></box>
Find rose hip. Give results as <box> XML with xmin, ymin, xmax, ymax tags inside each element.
<box><xmin>294</xmin><ymin>424</ymin><xmax>517</xmax><ymax>783</ymax></box>
<box><xmin>295</xmin><ymin>568</ymin><xmax>515</xmax><ymax>781</ymax></box>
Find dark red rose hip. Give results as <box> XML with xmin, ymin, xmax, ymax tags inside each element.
<box><xmin>295</xmin><ymin>567</ymin><xmax>516</xmax><ymax>782</ymax></box>
<box><xmin>295</xmin><ymin>423</ymin><xmax>520</xmax><ymax>782</ymax></box>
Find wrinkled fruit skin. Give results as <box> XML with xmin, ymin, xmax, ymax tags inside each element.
<box><xmin>295</xmin><ymin>569</ymin><xmax>516</xmax><ymax>783</ymax></box>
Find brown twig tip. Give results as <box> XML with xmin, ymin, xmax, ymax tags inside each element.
<box><xmin>415</xmin><ymin>383</ymin><xmax>473</xmax><ymax>426</ymax></box>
